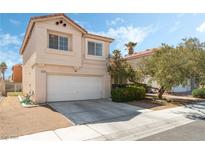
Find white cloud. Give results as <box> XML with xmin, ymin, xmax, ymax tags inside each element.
<box><xmin>0</xmin><ymin>33</ymin><xmax>21</xmax><ymax>47</ymax></box>
<box><xmin>0</xmin><ymin>50</ymin><xmax>22</xmax><ymax>68</ymax></box>
<box><xmin>106</xmin><ymin>17</ymin><xmax>125</xmax><ymax>26</ymax></box>
<box><xmin>91</xmin><ymin>25</ymin><xmax>154</xmax><ymax>53</ymax></box>
<box><xmin>196</xmin><ymin>21</ymin><xmax>205</xmax><ymax>32</ymax></box>
<box><xmin>169</xmin><ymin>21</ymin><xmax>181</xmax><ymax>32</ymax></box>
<box><xmin>20</xmin><ymin>32</ymin><xmax>25</xmax><ymax>37</ymax></box>
<box><xmin>0</xmin><ymin>49</ymin><xmax>22</xmax><ymax>78</ymax></box>
<box><xmin>0</xmin><ymin>32</ymin><xmax>23</xmax><ymax>78</ymax></box>
<box><xmin>9</xmin><ymin>19</ymin><xmax>20</xmax><ymax>26</ymax></box>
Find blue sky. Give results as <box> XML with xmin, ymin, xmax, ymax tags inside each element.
<box><xmin>1</xmin><ymin>13</ymin><xmax>205</xmax><ymax>77</ymax></box>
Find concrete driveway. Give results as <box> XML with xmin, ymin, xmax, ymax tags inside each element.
<box><xmin>48</xmin><ymin>99</ymin><xmax>149</xmax><ymax>125</ymax></box>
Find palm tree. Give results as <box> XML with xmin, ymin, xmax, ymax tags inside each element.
<box><xmin>0</xmin><ymin>62</ymin><xmax>7</xmax><ymax>80</ymax></box>
<box><xmin>125</xmin><ymin>42</ymin><xmax>137</xmax><ymax>55</ymax></box>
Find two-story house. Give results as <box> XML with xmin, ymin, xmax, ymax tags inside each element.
<box><xmin>20</xmin><ymin>14</ymin><xmax>114</xmax><ymax>103</ymax></box>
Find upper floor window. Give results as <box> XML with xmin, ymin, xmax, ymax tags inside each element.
<box><xmin>88</xmin><ymin>41</ymin><xmax>102</xmax><ymax>56</ymax></box>
<box><xmin>49</xmin><ymin>34</ymin><xmax>68</xmax><ymax>51</ymax></box>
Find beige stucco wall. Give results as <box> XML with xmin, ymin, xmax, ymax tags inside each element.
<box><xmin>34</xmin><ymin>19</ymin><xmax>83</xmax><ymax>67</ymax></box>
<box><xmin>22</xmin><ymin>53</ymin><xmax>37</xmax><ymax>101</ymax></box>
<box><xmin>22</xmin><ymin>26</ymin><xmax>38</xmax><ymax>100</ymax></box>
<box><xmin>127</xmin><ymin>58</ymin><xmax>139</xmax><ymax>69</ymax></box>
<box><xmin>22</xmin><ymin>17</ymin><xmax>111</xmax><ymax>103</ymax></box>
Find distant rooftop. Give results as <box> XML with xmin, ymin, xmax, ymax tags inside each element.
<box><xmin>125</xmin><ymin>48</ymin><xmax>158</xmax><ymax>60</ymax></box>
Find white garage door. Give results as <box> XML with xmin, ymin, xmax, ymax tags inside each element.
<box><xmin>47</xmin><ymin>75</ymin><xmax>103</xmax><ymax>102</ymax></box>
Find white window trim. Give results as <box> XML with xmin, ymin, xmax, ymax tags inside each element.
<box><xmin>85</xmin><ymin>38</ymin><xmax>105</xmax><ymax>60</ymax></box>
<box><xmin>47</xmin><ymin>30</ymin><xmax>73</xmax><ymax>53</ymax></box>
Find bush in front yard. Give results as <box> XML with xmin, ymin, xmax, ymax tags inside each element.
<box><xmin>111</xmin><ymin>88</ymin><xmax>133</xmax><ymax>102</ymax></box>
<box><xmin>111</xmin><ymin>86</ymin><xmax>145</xmax><ymax>102</ymax></box>
<box><xmin>192</xmin><ymin>88</ymin><xmax>205</xmax><ymax>98</ymax></box>
<box><xmin>135</xmin><ymin>87</ymin><xmax>146</xmax><ymax>100</ymax></box>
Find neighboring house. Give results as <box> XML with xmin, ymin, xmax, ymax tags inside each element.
<box><xmin>12</xmin><ymin>64</ymin><xmax>22</xmax><ymax>83</ymax></box>
<box><xmin>20</xmin><ymin>14</ymin><xmax>113</xmax><ymax>103</ymax></box>
<box><xmin>125</xmin><ymin>49</ymin><xmax>192</xmax><ymax>93</ymax></box>
<box><xmin>3</xmin><ymin>64</ymin><xmax>23</xmax><ymax>93</ymax></box>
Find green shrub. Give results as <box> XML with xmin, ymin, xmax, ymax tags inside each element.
<box><xmin>20</xmin><ymin>94</ymin><xmax>33</xmax><ymax>105</ymax></box>
<box><xmin>111</xmin><ymin>86</ymin><xmax>145</xmax><ymax>102</ymax></box>
<box><xmin>133</xmin><ymin>83</ymin><xmax>149</xmax><ymax>93</ymax></box>
<box><xmin>21</xmin><ymin>98</ymin><xmax>32</xmax><ymax>105</ymax></box>
<box><xmin>192</xmin><ymin>88</ymin><xmax>205</xmax><ymax>98</ymax></box>
<box><xmin>129</xmin><ymin>85</ymin><xmax>146</xmax><ymax>100</ymax></box>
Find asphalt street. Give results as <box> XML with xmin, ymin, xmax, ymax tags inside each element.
<box><xmin>139</xmin><ymin>120</ymin><xmax>205</xmax><ymax>141</ymax></box>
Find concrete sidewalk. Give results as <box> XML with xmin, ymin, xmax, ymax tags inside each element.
<box><xmin>10</xmin><ymin>102</ymin><xmax>205</xmax><ymax>141</ymax></box>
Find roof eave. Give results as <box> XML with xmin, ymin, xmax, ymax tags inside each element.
<box><xmin>20</xmin><ymin>20</ymin><xmax>35</xmax><ymax>55</ymax></box>
<box><xmin>84</xmin><ymin>33</ymin><xmax>114</xmax><ymax>43</ymax></box>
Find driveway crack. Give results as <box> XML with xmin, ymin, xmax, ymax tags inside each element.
<box><xmin>85</xmin><ymin>124</ymin><xmax>109</xmax><ymax>141</ymax></box>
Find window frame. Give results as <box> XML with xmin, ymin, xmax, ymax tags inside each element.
<box><xmin>47</xmin><ymin>31</ymin><xmax>72</xmax><ymax>52</ymax></box>
<box><xmin>86</xmin><ymin>39</ymin><xmax>105</xmax><ymax>60</ymax></box>
<box><xmin>48</xmin><ymin>34</ymin><xmax>59</xmax><ymax>50</ymax></box>
<box><xmin>58</xmin><ymin>36</ymin><xmax>68</xmax><ymax>51</ymax></box>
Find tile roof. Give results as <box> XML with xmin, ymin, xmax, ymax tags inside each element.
<box><xmin>125</xmin><ymin>48</ymin><xmax>158</xmax><ymax>60</ymax></box>
<box><xmin>30</xmin><ymin>13</ymin><xmax>88</xmax><ymax>33</ymax></box>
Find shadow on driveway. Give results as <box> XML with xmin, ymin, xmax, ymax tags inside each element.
<box><xmin>48</xmin><ymin>99</ymin><xmax>145</xmax><ymax>125</ymax></box>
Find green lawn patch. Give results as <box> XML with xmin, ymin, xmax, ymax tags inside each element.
<box><xmin>7</xmin><ymin>92</ymin><xmax>23</xmax><ymax>96</ymax></box>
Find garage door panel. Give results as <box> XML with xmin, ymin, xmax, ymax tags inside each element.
<box><xmin>47</xmin><ymin>75</ymin><xmax>103</xmax><ymax>102</ymax></box>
